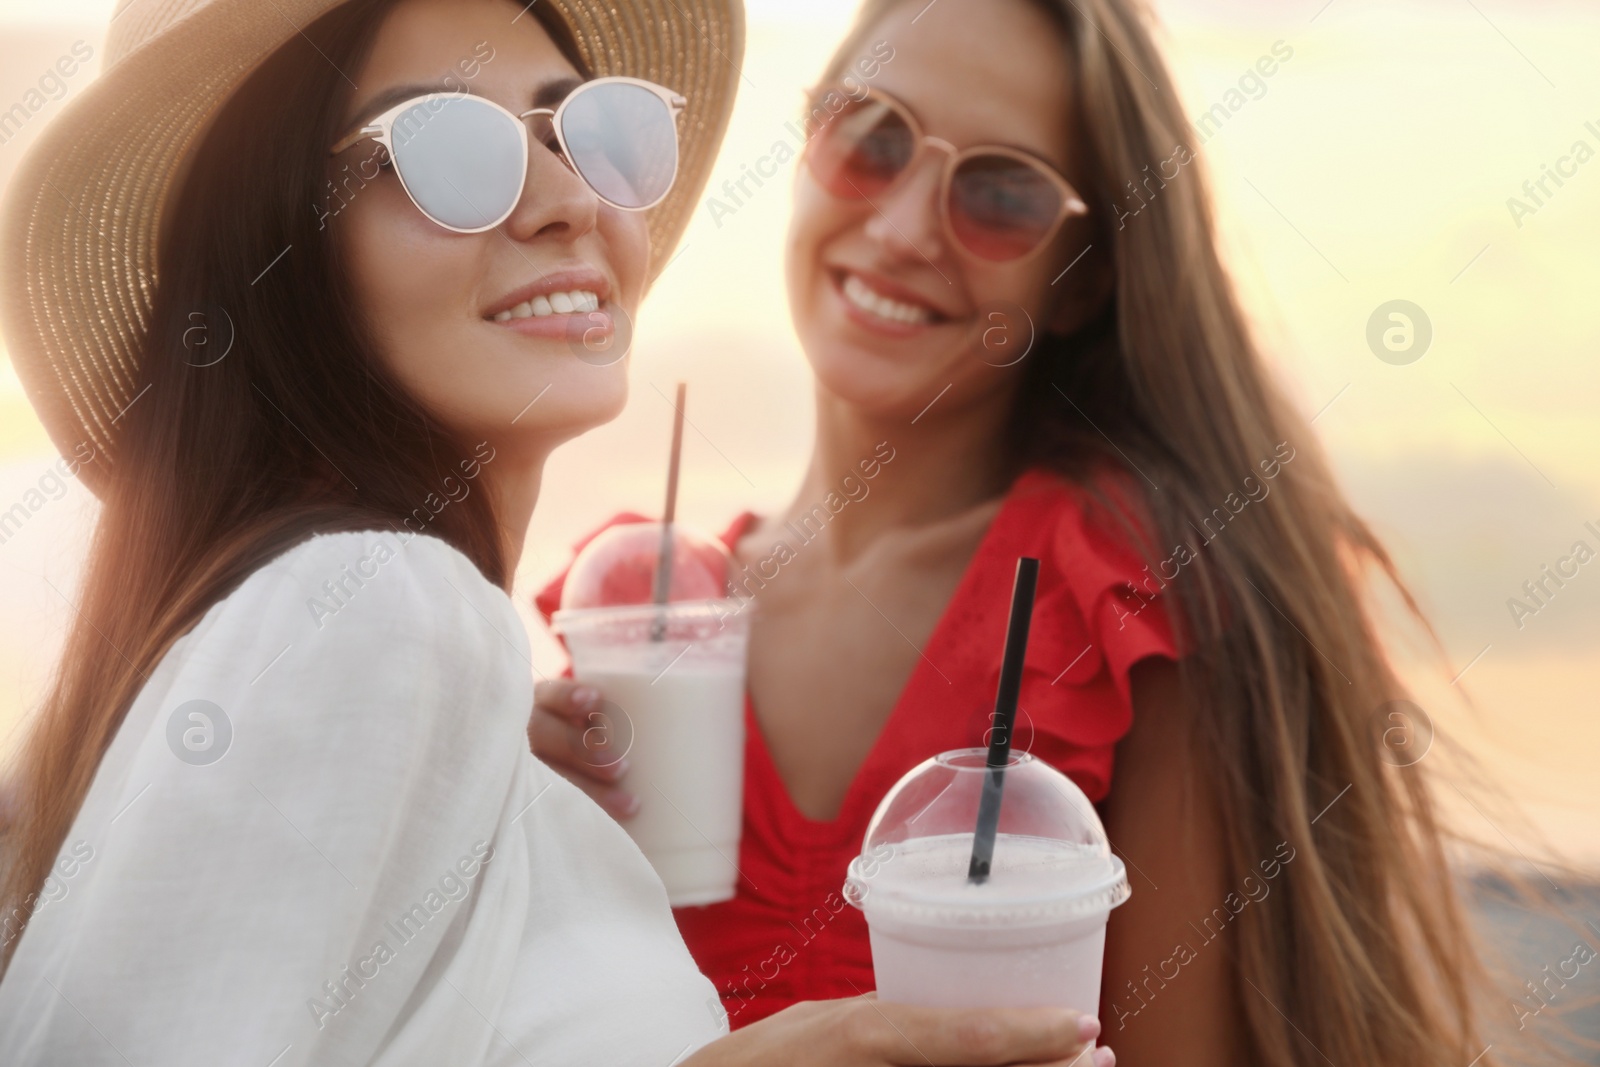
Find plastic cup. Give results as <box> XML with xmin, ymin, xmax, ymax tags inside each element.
<box><xmin>552</xmin><ymin>523</ymin><xmax>752</xmax><ymax>906</ymax></box>
<box><xmin>843</xmin><ymin>748</ymin><xmax>1130</xmax><ymax>1013</ymax></box>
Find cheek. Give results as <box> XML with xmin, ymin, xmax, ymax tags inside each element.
<box><xmin>784</xmin><ymin>185</ymin><xmax>822</xmax><ymax>294</ymax></box>
<box><xmin>965</xmin><ymin>244</ymin><xmax>1068</xmax><ymax>340</ymax></box>
<box><xmin>600</xmin><ymin>210</ymin><xmax>650</xmax><ymax>307</ymax></box>
<box><xmin>785</xmin><ymin>179</ymin><xmax>852</xmax><ymax>316</ymax></box>
<box><xmin>338</xmin><ymin>184</ymin><xmax>497</xmax><ymax>427</ymax></box>
<box><xmin>343</xmin><ymin>182</ymin><xmax>475</xmax><ymax>350</ymax></box>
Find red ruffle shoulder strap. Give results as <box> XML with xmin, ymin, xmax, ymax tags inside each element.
<box><xmin>1046</xmin><ymin>467</ymin><xmax>1187</xmax><ymax>707</ymax></box>
<box><xmin>997</xmin><ymin>467</ymin><xmax>1187</xmax><ymax>798</ymax></box>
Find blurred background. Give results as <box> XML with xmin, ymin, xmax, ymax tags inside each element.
<box><xmin>2</xmin><ymin>0</ymin><xmax>1597</xmax><ymax>1053</ymax></box>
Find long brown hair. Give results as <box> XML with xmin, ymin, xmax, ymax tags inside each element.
<box><xmin>0</xmin><ymin>0</ymin><xmax>583</xmax><ymax>973</ymax></box>
<box><xmin>819</xmin><ymin>2</ymin><xmax>1571</xmax><ymax>1065</ymax></box>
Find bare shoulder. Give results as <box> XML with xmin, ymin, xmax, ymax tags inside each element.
<box><xmin>1098</xmin><ymin>657</ymin><xmax>1246</xmax><ymax>1063</ymax></box>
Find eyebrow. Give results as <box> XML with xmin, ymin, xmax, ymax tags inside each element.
<box><xmin>348</xmin><ymin>74</ymin><xmax>586</xmax><ymax>127</ymax></box>
<box><xmin>533</xmin><ymin>76</ymin><xmax>583</xmax><ymax>110</ymax></box>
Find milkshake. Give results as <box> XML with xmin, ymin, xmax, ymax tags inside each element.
<box><xmin>845</xmin><ymin>749</ymin><xmax>1130</xmax><ymax>1014</ymax></box>
<box><xmin>553</xmin><ymin>522</ymin><xmax>752</xmax><ymax>906</ymax></box>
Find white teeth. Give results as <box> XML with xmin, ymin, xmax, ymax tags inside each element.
<box><xmin>842</xmin><ymin>273</ymin><xmax>932</xmax><ymax>325</ymax></box>
<box><xmin>488</xmin><ymin>289</ymin><xmax>601</xmax><ymax>322</ymax></box>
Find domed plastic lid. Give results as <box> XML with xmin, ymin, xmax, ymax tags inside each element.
<box><xmin>844</xmin><ymin>749</ymin><xmax>1130</xmax><ymax>927</ymax></box>
<box><xmin>559</xmin><ymin>522</ymin><xmax>733</xmax><ymax>610</ymax></box>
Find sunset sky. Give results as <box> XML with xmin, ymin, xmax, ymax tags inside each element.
<box><xmin>2</xmin><ymin>0</ymin><xmax>1596</xmax><ymax>867</ymax></box>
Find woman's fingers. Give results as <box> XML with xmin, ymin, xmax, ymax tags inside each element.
<box><xmin>527</xmin><ymin>687</ymin><xmax>637</xmax><ymax>813</ymax></box>
<box><xmin>530</xmin><ymin>681</ymin><xmax>626</xmax><ymax>772</ymax></box>
<box><xmin>684</xmin><ymin>997</ymin><xmax>1105</xmax><ymax>1067</ymax></box>
<box><xmin>850</xmin><ymin>999</ymin><xmax>1096</xmax><ymax>1066</ymax></box>
<box><xmin>533</xmin><ymin>678</ymin><xmax>602</xmax><ymax>724</ymax></box>
<box><xmin>528</xmin><ymin>704</ymin><xmax>627</xmax><ymax>777</ymax></box>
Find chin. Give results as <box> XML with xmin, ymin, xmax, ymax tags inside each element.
<box><xmin>530</xmin><ymin>366</ymin><xmax>628</xmax><ymax>444</ymax></box>
<box><xmin>804</xmin><ymin>340</ymin><xmax>945</xmax><ymax>422</ymax></box>
<box><xmin>435</xmin><ymin>364</ymin><xmax>625</xmax><ymax>455</ymax></box>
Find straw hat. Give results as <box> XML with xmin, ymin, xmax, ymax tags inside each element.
<box><xmin>0</xmin><ymin>0</ymin><xmax>744</xmax><ymax>496</ymax></box>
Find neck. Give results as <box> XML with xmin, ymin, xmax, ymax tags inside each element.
<box><xmin>783</xmin><ymin>383</ymin><xmax>1018</xmax><ymax>562</ymax></box>
<box><xmin>482</xmin><ymin>442</ymin><xmax>549</xmax><ymax>589</ymax></box>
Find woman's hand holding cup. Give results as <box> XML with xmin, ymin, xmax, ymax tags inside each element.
<box><xmin>528</xmin><ymin>679</ymin><xmax>639</xmax><ymax>819</ymax></box>
<box><xmin>686</xmin><ymin>997</ymin><xmax>1111</xmax><ymax>1067</ymax></box>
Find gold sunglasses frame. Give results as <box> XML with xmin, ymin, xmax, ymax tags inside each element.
<box><xmin>330</xmin><ymin>76</ymin><xmax>688</xmax><ymax>234</ymax></box>
<box><xmin>802</xmin><ymin>84</ymin><xmax>1089</xmax><ymax>262</ymax></box>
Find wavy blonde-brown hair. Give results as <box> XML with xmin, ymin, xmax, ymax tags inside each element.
<box><xmin>817</xmin><ymin>1</ymin><xmax>1584</xmax><ymax>1064</ymax></box>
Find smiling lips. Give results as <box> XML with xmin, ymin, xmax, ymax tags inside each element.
<box><xmin>483</xmin><ymin>269</ymin><xmax>614</xmax><ymax>340</ymax></box>
<box><xmin>832</xmin><ymin>268</ymin><xmax>949</xmax><ymax>336</ymax></box>
<box><xmin>490</xmin><ymin>289</ymin><xmax>601</xmax><ymax>322</ymax></box>
<box><xmin>842</xmin><ymin>273</ymin><xmax>933</xmax><ymax>326</ymax></box>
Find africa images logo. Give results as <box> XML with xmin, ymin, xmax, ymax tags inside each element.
<box><xmin>165</xmin><ymin>699</ymin><xmax>233</xmax><ymax>766</ymax></box>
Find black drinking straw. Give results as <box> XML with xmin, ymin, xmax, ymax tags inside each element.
<box><xmin>968</xmin><ymin>556</ymin><xmax>1040</xmax><ymax>883</ymax></box>
<box><xmin>649</xmin><ymin>383</ymin><xmax>687</xmax><ymax>642</ymax></box>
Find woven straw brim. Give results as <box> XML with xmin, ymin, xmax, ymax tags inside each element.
<box><xmin>0</xmin><ymin>0</ymin><xmax>743</xmax><ymax>497</ymax></box>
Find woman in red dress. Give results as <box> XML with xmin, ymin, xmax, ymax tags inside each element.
<box><xmin>532</xmin><ymin>0</ymin><xmax>1503</xmax><ymax>1064</ymax></box>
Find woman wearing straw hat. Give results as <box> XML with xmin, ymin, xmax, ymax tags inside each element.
<box><xmin>0</xmin><ymin>0</ymin><xmax>1100</xmax><ymax>1063</ymax></box>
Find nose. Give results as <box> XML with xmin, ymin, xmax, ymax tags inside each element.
<box><xmin>502</xmin><ymin>133</ymin><xmax>599</xmax><ymax>245</ymax></box>
<box><xmin>861</xmin><ymin>139</ymin><xmax>949</xmax><ymax>265</ymax></box>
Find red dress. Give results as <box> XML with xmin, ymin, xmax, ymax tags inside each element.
<box><xmin>534</xmin><ymin>466</ymin><xmax>1182</xmax><ymax>1027</ymax></box>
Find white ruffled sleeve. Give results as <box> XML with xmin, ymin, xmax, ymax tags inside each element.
<box><xmin>0</xmin><ymin>529</ymin><xmax>536</xmax><ymax>1066</ymax></box>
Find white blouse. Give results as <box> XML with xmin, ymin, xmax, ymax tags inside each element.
<box><xmin>0</xmin><ymin>530</ymin><xmax>726</xmax><ymax>1065</ymax></box>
